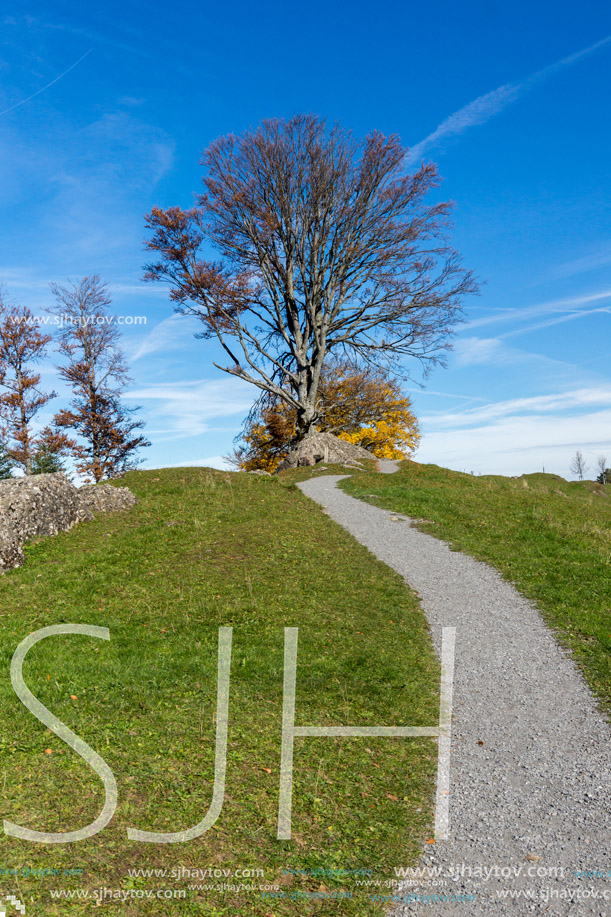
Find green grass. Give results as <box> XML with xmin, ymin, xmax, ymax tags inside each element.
<box><xmin>343</xmin><ymin>461</ymin><xmax>611</xmax><ymax>714</ymax></box>
<box><xmin>0</xmin><ymin>467</ymin><xmax>438</xmax><ymax>915</ymax></box>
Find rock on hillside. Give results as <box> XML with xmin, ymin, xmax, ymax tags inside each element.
<box><xmin>0</xmin><ymin>473</ymin><xmax>137</xmax><ymax>573</ymax></box>
<box><xmin>78</xmin><ymin>482</ymin><xmax>138</xmax><ymax>516</ymax></box>
<box><xmin>275</xmin><ymin>431</ymin><xmax>373</xmax><ymax>472</ymax></box>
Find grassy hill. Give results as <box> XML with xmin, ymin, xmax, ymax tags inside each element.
<box><xmin>344</xmin><ymin>462</ymin><xmax>611</xmax><ymax>715</ymax></box>
<box><xmin>0</xmin><ymin>467</ymin><xmax>439</xmax><ymax>916</ymax></box>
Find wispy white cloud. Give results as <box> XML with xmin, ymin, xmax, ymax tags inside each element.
<box><xmin>408</xmin><ymin>35</ymin><xmax>611</xmax><ymax>161</ymax></box>
<box><xmin>143</xmin><ymin>455</ymin><xmax>234</xmax><ymax>471</ymax></box>
<box><xmin>422</xmin><ymin>384</ymin><xmax>611</xmax><ymax>429</ymax></box>
<box><xmin>0</xmin><ymin>107</ymin><xmax>175</xmax><ymax>272</ymax></box>
<box><xmin>107</xmin><ymin>282</ymin><xmax>168</xmax><ymax>297</ymax></box>
<box><xmin>0</xmin><ymin>47</ymin><xmax>92</xmax><ymax>117</ymax></box>
<box><xmin>416</xmin><ymin>409</ymin><xmax>611</xmax><ymax>477</ymax></box>
<box><xmin>16</xmin><ymin>109</ymin><xmax>177</xmax><ymax>267</ymax></box>
<box><xmin>131</xmin><ymin>314</ymin><xmax>199</xmax><ymax>361</ymax></box>
<box><xmin>77</xmin><ymin>111</ymin><xmax>175</xmax><ymax>188</ymax></box>
<box><xmin>409</xmin><ymin>84</ymin><xmax>519</xmax><ymax>161</ymax></box>
<box><xmin>130</xmin><ymin>378</ymin><xmax>254</xmax><ymax>438</ymax></box>
<box><xmin>416</xmin><ymin>384</ymin><xmax>611</xmax><ymax>476</ymax></box>
<box><xmin>541</xmin><ymin>244</ymin><xmax>611</xmax><ymax>282</ymax></box>
<box><xmin>451</xmin><ymin>337</ymin><xmax>577</xmax><ymax>383</ymax></box>
<box><xmin>453</xmin><ymin>336</ymin><xmax>522</xmax><ymax>367</ymax></box>
<box><xmin>465</xmin><ymin>289</ymin><xmax>611</xmax><ymax>332</ymax></box>
<box><xmin>500</xmin><ymin>306</ymin><xmax>611</xmax><ymax>339</ymax></box>
<box><xmin>406</xmin><ymin>387</ymin><xmax>487</xmax><ymax>402</ymax></box>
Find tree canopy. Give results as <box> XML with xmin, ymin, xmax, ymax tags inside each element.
<box><xmin>145</xmin><ymin>114</ymin><xmax>477</xmax><ymax>438</ymax></box>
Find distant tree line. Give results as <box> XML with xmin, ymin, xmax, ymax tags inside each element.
<box><xmin>0</xmin><ymin>275</ymin><xmax>149</xmax><ymax>482</ymax></box>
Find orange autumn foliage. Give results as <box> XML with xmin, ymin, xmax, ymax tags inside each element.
<box><xmin>0</xmin><ymin>295</ymin><xmax>62</xmax><ymax>474</ymax></box>
<box><xmin>234</xmin><ymin>362</ymin><xmax>420</xmax><ymax>472</ymax></box>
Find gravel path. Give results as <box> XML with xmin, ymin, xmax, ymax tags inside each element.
<box><xmin>298</xmin><ymin>470</ymin><xmax>611</xmax><ymax>915</ymax></box>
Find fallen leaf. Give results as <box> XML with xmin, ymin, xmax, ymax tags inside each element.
<box><xmin>426</xmin><ymin>838</ymin><xmax>436</xmax><ymax>845</ymax></box>
<box><xmin>45</xmin><ymin>749</ymin><xmax>53</xmax><ymax>755</ymax></box>
<box><xmin>70</xmin><ymin>695</ymin><xmax>78</xmax><ymax>700</ymax></box>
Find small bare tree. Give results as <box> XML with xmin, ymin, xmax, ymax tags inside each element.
<box><xmin>570</xmin><ymin>450</ymin><xmax>588</xmax><ymax>481</ymax></box>
<box><xmin>49</xmin><ymin>275</ymin><xmax>150</xmax><ymax>482</ymax></box>
<box><xmin>597</xmin><ymin>454</ymin><xmax>608</xmax><ymax>485</ymax></box>
<box><xmin>144</xmin><ymin>114</ymin><xmax>477</xmax><ymax>439</ymax></box>
<box><xmin>0</xmin><ymin>293</ymin><xmax>57</xmax><ymax>474</ymax></box>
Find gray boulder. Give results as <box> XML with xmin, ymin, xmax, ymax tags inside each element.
<box><xmin>275</xmin><ymin>431</ymin><xmax>373</xmax><ymax>472</ymax></box>
<box><xmin>0</xmin><ymin>473</ymin><xmax>137</xmax><ymax>574</ymax></box>
<box><xmin>78</xmin><ymin>482</ymin><xmax>138</xmax><ymax>516</ymax></box>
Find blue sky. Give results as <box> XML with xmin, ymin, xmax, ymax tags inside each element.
<box><xmin>1</xmin><ymin>0</ymin><xmax>610</xmax><ymax>478</ymax></box>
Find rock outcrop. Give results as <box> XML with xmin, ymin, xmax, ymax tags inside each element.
<box><xmin>275</xmin><ymin>431</ymin><xmax>374</xmax><ymax>472</ymax></box>
<box><xmin>77</xmin><ymin>482</ymin><xmax>138</xmax><ymax>516</ymax></box>
<box><xmin>0</xmin><ymin>473</ymin><xmax>137</xmax><ymax>573</ymax></box>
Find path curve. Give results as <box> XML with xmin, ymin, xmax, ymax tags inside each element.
<box><xmin>376</xmin><ymin>458</ymin><xmax>401</xmax><ymax>474</ymax></box>
<box><xmin>298</xmin><ymin>472</ymin><xmax>611</xmax><ymax>915</ymax></box>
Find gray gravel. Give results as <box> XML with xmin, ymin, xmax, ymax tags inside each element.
<box><xmin>298</xmin><ymin>471</ymin><xmax>611</xmax><ymax>915</ymax></box>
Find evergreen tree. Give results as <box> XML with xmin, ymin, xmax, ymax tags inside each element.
<box><xmin>31</xmin><ymin>443</ymin><xmax>65</xmax><ymax>475</ymax></box>
<box><xmin>0</xmin><ymin>442</ymin><xmax>14</xmax><ymax>479</ymax></box>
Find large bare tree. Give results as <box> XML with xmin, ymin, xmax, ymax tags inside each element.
<box><xmin>144</xmin><ymin>114</ymin><xmax>477</xmax><ymax>438</ymax></box>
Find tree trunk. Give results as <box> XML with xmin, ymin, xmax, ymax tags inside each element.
<box><xmin>295</xmin><ymin>409</ymin><xmax>316</xmax><ymax>439</ymax></box>
<box><xmin>294</xmin><ymin>351</ymin><xmax>325</xmax><ymax>440</ymax></box>
<box><xmin>17</xmin><ymin>369</ymin><xmax>32</xmax><ymax>475</ymax></box>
